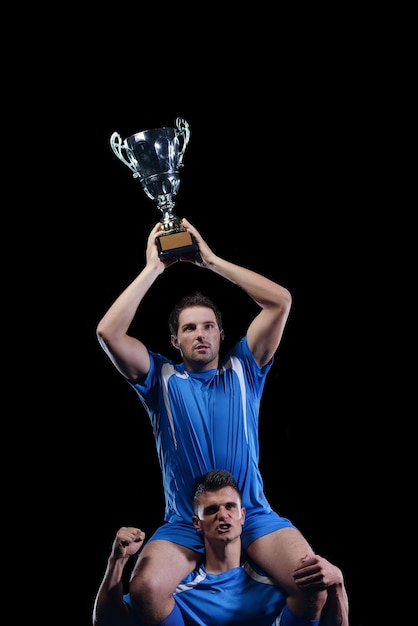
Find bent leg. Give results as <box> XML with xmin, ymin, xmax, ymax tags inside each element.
<box><xmin>129</xmin><ymin>539</ymin><xmax>200</xmax><ymax>625</ymax></box>
<box><xmin>247</xmin><ymin>527</ymin><xmax>327</xmax><ymax>620</ymax></box>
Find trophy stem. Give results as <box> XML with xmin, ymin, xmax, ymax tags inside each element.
<box><xmin>159</xmin><ymin>209</ymin><xmax>183</xmax><ymax>236</ymax></box>
<box><xmin>157</xmin><ymin>196</ymin><xmax>175</xmax><ymax>213</ymax></box>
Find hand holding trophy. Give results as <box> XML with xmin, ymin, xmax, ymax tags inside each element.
<box><xmin>110</xmin><ymin>117</ymin><xmax>198</xmax><ymax>262</ymax></box>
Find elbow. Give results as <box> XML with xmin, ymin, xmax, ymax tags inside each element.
<box><xmin>283</xmin><ymin>288</ymin><xmax>292</xmax><ymax>311</ymax></box>
<box><xmin>96</xmin><ymin>318</ymin><xmax>106</xmax><ymax>340</ymax></box>
<box><xmin>96</xmin><ymin>321</ymin><xmax>114</xmax><ymax>353</ymax></box>
<box><xmin>277</xmin><ymin>287</ymin><xmax>292</xmax><ymax>316</ymax></box>
<box><xmin>96</xmin><ymin>316</ymin><xmax>114</xmax><ymax>344</ymax></box>
<box><xmin>96</xmin><ymin>323</ymin><xmax>106</xmax><ymax>347</ymax></box>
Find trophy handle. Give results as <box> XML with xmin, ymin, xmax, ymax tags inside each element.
<box><xmin>109</xmin><ymin>131</ymin><xmax>140</xmax><ymax>178</ymax></box>
<box><xmin>175</xmin><ymin>117</ymin><xmax>190</xmax><ymax>168</ymax></box>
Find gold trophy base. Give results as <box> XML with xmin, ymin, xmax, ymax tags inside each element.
<box><xmin>157</xmin><ymin>230</ymin><xmax>199</xmax><ymax>262</ymax></box>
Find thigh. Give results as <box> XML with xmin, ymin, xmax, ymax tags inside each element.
<box><xmin>247</xmin><ymin>527</ymin><xmax>315</xmax><ymax>591</ymax></box>
<box><xmin>131</xmin><ymin>538</ymin><xmax>201</xmax><ymax>593</ymax></box>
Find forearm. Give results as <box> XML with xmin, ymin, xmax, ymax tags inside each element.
<box><xmin>93</xmin><ymin>556</ymin><xmax>131</xmax><ymax>626</ymax></box>
<box><xmin>204</xmin><ymin>254</ymin><xmax>291</xmax><ymax>310</ymax></box>
<box><xmin>319</xmin><ymin>584</ymin><xmax>349</xmax><ymax>626</ymax></box>
<box><xmin>97</xmin><ymin>264</ymin><xmax>162</xmax><ymax>338</ymax></box>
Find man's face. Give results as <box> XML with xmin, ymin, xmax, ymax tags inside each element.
<box><xmin>192</xmin><ymin>486</ymin><xmax>245</xmax><ymax>545</ymax></box>
<box><xmin>171</xmin><ymin>306</ymin><xmax>224</xmax><ymax>371</ymax></box>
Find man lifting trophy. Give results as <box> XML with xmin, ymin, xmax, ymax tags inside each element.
<box><xmin>110</xmin><ymin>117</ymin><xmax>198</xmax><ymax>262</ymax></box>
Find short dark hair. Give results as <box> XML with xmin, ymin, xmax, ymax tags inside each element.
<box><xmin>168</xmin><ymin>291</ymin><xmax>223</xmax><ymax>336</ymax></box>
<box><xmin>192</xmin><ymin>469</ymin><xmax>242</xmax><ymax>515</ymax></box>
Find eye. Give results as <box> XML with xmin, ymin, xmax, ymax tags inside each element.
<box><xmin>204</xmin><ymin>506</ymin><xmax>218</xmax><ymax>515</ymax></box>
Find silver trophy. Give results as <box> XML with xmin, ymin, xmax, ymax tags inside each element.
<box><xmin>110</xmin><ymin>117</ymin><xmax>198</xmax><ymax>262</ymax></box>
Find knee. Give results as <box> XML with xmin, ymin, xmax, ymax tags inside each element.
<box><xmin>130</xmin><ymin>572</ymin><xmax>163</xmax><ymax>603</ymax></box>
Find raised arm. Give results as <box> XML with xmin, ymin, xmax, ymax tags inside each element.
<box><xmin>96</xmin><ymin>222</ymin><xmax>174</xmax><ymax>380</ymax></box>
<box><xmin>92</xmin><ymin>527</ymin><xmax>145</xmax><ymax>626</ymax></box>
<box><xmin>181</xmin><ymin>219</ymin><xmax>292</xmax><ymax>366</ymax></box>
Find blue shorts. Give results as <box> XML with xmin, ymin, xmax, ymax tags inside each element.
<box><xmin>147</xmin><ymin>510</ymin><xmax>296</xmax><ymax>553</ymax></box>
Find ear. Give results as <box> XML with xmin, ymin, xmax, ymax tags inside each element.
<box><xmin>220</xmin><ymin>329</ymin><xmax>225</xmax><ymax>342</ymax></box>
<box><xmin>241</xmin><ymin>507</ymin><xmax>246</xmax><ymax>525</ymax></box>
<box><xmin>192</xmin><ymin>515</ymin><xmax>203</xmax><ymax>532</ymax></box>
<box><xmin>171</xmin><ymin>335</ymin><xmax>180</xmax><ymax>349</ymax></box>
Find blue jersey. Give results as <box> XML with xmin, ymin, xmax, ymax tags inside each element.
<box><xmin>129</xmin><ymin>336</ymin><xmax>295</xmax><ymax>549</ymax></box>
<box><xmin>124</xmin><ymin>560</ymin><xmax>285</xmax><ymax>626</ymax></box>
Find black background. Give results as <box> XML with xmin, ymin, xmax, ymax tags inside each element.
<box><xmin>19</xmin><ymin>17</ymin><xmax>385</xmax><ymax>626</ymax></box>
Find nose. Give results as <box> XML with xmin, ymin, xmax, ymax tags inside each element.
<box><xmin>217</xmin><ymin>505</ymin><xmax>229</xmax><ymax>519</ymax></box>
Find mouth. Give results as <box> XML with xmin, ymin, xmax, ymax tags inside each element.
<box><xmin>217</xmin><ymin>523</ymin><xmax>231</xmax><ymax>533</ymax></box>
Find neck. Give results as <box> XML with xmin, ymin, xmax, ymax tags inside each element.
<box><xmin>184</xmin><ymin>360</ymin><xmax>219</xmax><ymax>372</ymax></box>
<box><xmin>203</xmin><ymin>539</ymin><xmax>242</xmax><ymax>574</ymax></box>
